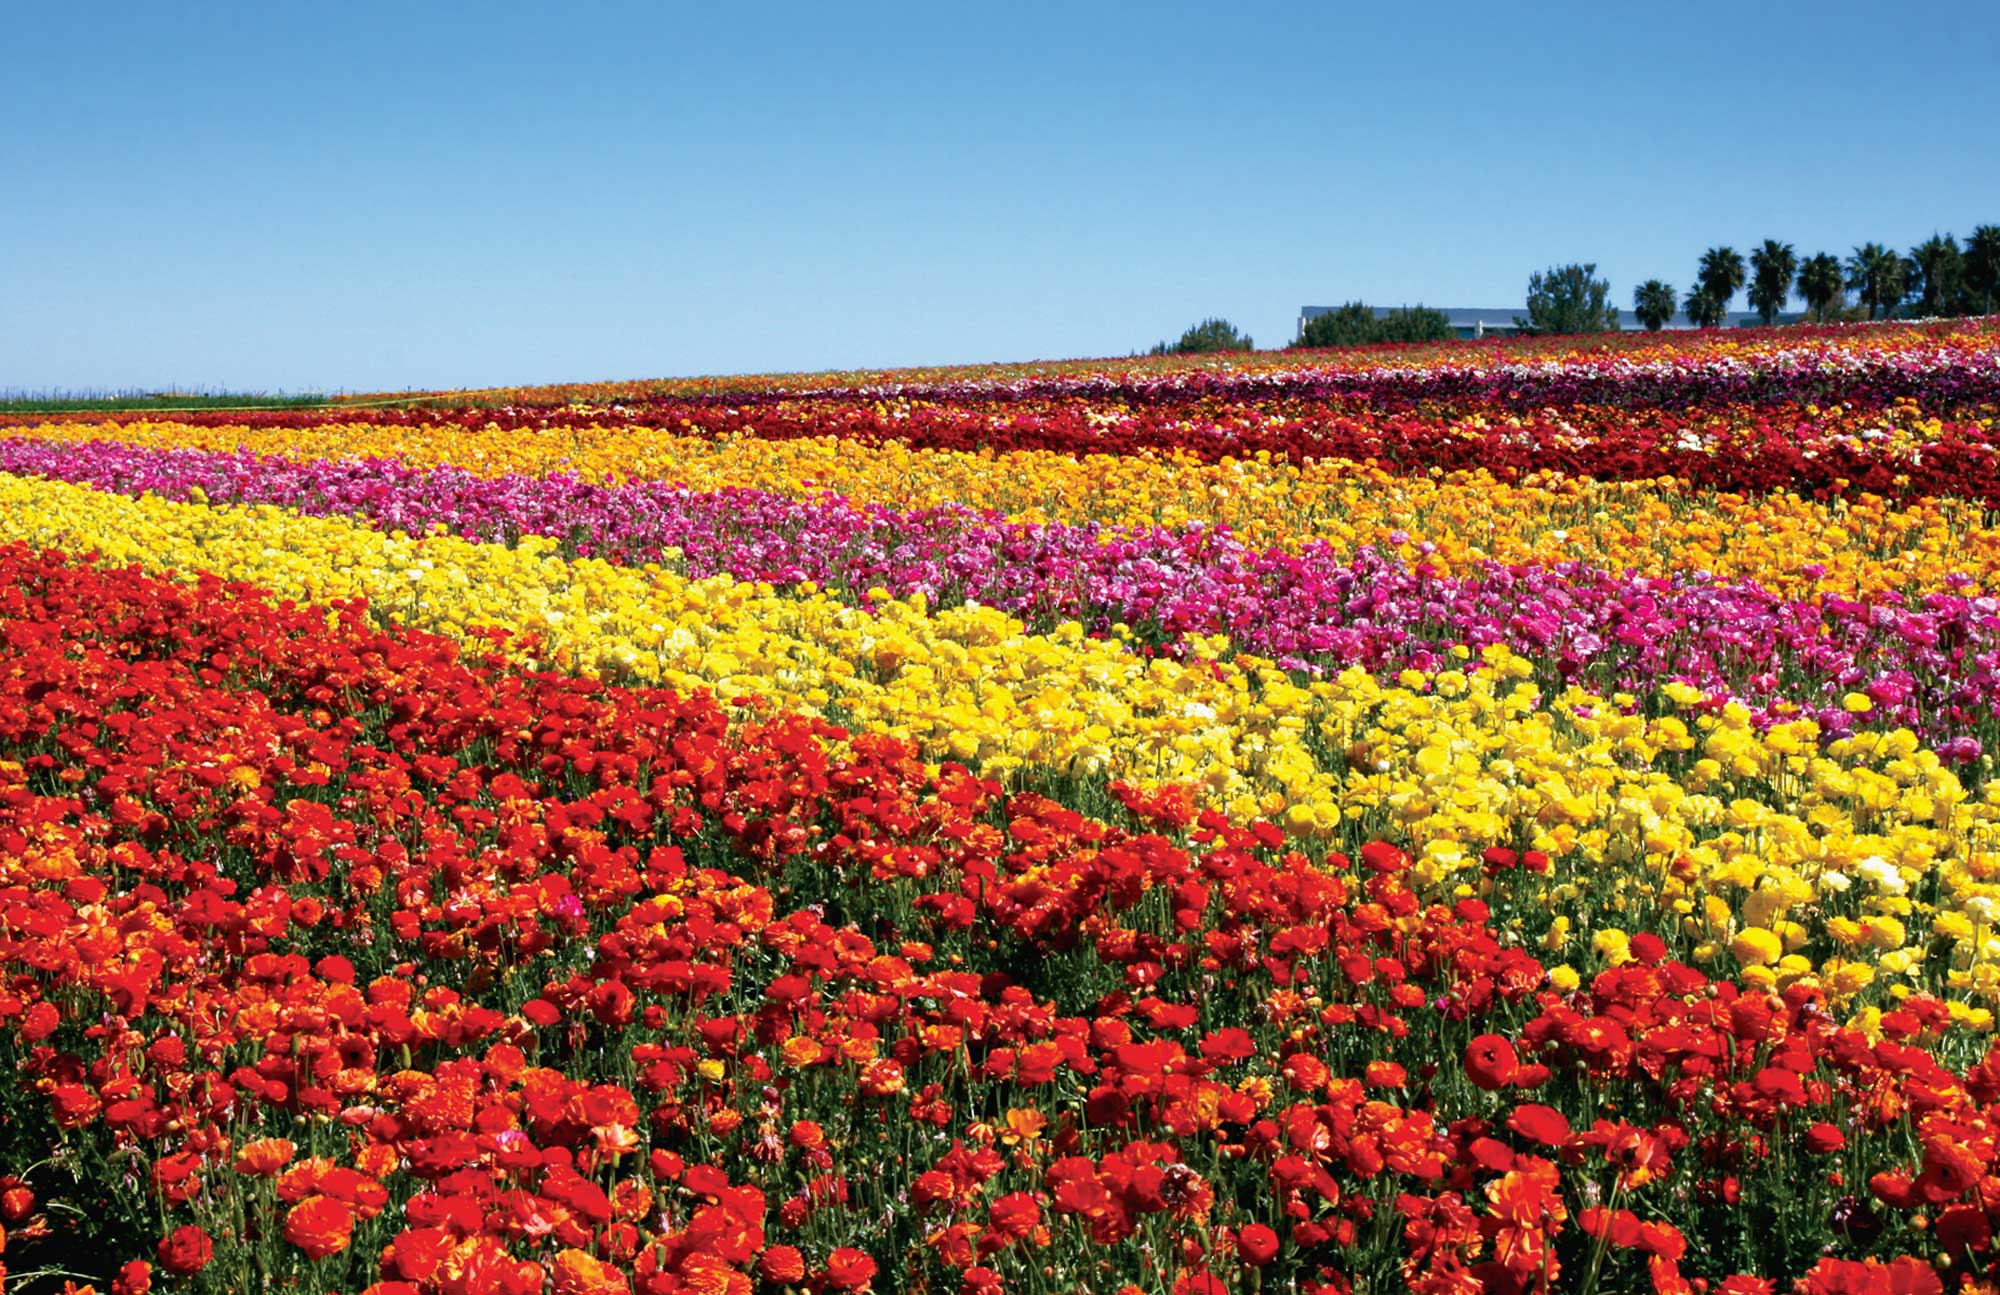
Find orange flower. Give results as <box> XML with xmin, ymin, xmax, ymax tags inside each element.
<box><xmin>759</xmin><ymin>1246</ymin><xmax>807</xmax><ymax>1284</ymax></box>
<box><xmin>282</xmin><ymin>1194</ymin><xmax>354</xmax><ymax>1260</ymax></box>
<box><xmin>551</xmin><ymin>1247</ymin><xmax>629</xmax><ymax>1295</ymax></box>
<box><xmin>858</xmin><ymin>1058</ymin><xmax>905</xmax><ymax>1097</ymax></box>
<box><xmin>232</xmin><ymin>1137</ymin><xmax>296</xmax><ymax>1177</ymax></box>
<box><xmin>1002</xmin><ymin>1108</ymin><xmax>1046</xmax><ymax>1145</ymax></box>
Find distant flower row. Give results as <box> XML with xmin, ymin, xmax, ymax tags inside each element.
<box><xmin>9</xmin><ymin>435</ymin><xmax>2000</xmax><ymax>753</ymax></box>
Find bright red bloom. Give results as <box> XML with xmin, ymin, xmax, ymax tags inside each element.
<box><xmin>156</xmin><ymin>1225</ymin><xmax>212</xmax><ymax>1275</ymax></box>
<box><xmin>986</xmin><ymin>1192</ymin><xmax>1042</xmax><ymax>1243</ymax></box>
<box><xmin>823</xmin><ymin>1247</ymin><xmax>878</xmax><ymax>1291</ymax></box>
<box><xmin>961</xmin><ymin>1268</ymin><xmax>1004</xmax><ymax>1295</ymax></box>
<box><xmin>1236</xmin><ymin>1223</ymin><xmax>1280</xmax><ymax>1266</ymax></box>
<box><xmin>1715</xmin><ymin>1279</ymin><xmax>1775</xmax><ymax>1295</ymax></box>
<box><xmin>1465</xmin><ymin>1034</ymin><xmax>1519</xmax><ymax>1091</ymax></box>
<box><xmin>1507</xmin><ymin>1104</ymin><xmax>1572</xmax><ymax>1146</ymax></box>
<box><xmin>1799</xmin><ymin>1256</ymin><xmax>1942</xmax><ymax>1295</ymax></box>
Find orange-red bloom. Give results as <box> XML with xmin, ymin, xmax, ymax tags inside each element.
<box><xmin>282</xmin><ymin>1195</ymin><xmax>354</xmax><ymax>1260</ymax></box>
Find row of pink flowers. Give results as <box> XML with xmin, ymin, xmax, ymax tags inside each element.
<box><xmin>4</xmin><ymin>435</ymin><xmax>1992</xmax><ymax>758</ymax></box>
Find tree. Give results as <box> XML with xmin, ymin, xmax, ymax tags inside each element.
<box><xmin>1149</xmin><ymin>317</ymin><xmax>1253</xmax><ymax>355</ymax></box>
<box><xmin>1845</xmin><ymin>243</ymin><xmax>1908</xmax><ymax>320</ymax></box>
<box><xmin>1632</xmin><ymin>280</ymin><xmax>1677</xmax><ymax>331</ymax></box>
<box><xmin>1697</xmin><ymin>246</ymin><xmax>1748</xmax><ymax>314</ymax></box>
<box><xmin>1683</xmin><ymin>286</ymin><xmax>1725</xmax><ymax>330</ymax></box>
<box><xmin>1908</xmin><ymin>234</ymin><xmax>1965</xmax><ymax>317</ymax></box>
<box><xmin>1295</xmin><ymin>303</ymin><xmax>1453</xmax><ymax>348</ymax></box>
<box><xmin>1796</xmin><ymin>253</ymin><xmax>1846</xmax><ymax>322</ymax></box>
<box><xmin>1747</xmin><ymin>240</ymin><xmax>1797</xmax><ymax>325</ymax></box>
<box><xmin>1967</xmin><ymin>225</ymin><xmax>2000</xmax><ymax>316</ymax></box>
<box><xmin>1295</xmin><ymin>302</ymin><xmax>1379</xmax><ymax>348</ymax></box>
<box><xmin>1518</xmin><ymin>263</ymin><xmax>1618</xmax><ymax>335</ymax></box>
<box><xmin>1373</xmin><ymin>306</ymin><xmax>1453</xmax><ymax>344</ymax></box>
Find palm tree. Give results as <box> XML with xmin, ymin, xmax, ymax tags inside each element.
<box><xmin>1633</xmin><ymin>280</ymin><xmax>1678</xmax><ymax>331</ymax></box>
<box><xmin>1683</xmin><ymin>285</ymin><xmax>1724</xmax><ymax>330</ymax></box>
<box><xmin>1697</xmin><ymin>247</ymin><xmax>1747</xmax><ymax>315</ymax></box>
<box><xmin>1797</xmin><ymin>253</ymin><xmax>1846</xmax><ymax>322</ymax></box>
<box><xmin>1846</xmin><ymin>243</ymin><xmax>1908</xmax><ymax>320</ymax></box>
<box><xmin>1965</xmin><ymin>225</ymin><xmax>2000</xmax><ymax>316</ymax></box>
<box><xmin>1747</xmin><ymin>240</ymin><xmax>1797</xmax><ymax>325</ymax></box>
<box><xmin>1908</xmin><ymin>234</ymin><xmax>1965</xmax><ymax>317</ymax></box>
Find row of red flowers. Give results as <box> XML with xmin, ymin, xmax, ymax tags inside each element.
<box><xmin>0</xmin><ymin>544</ymin><xmax>1994</xmax><ymax>1294</ymax></box>
<box><xmin>19</xmin><ymin>394</ymin><xmax>2000</xmax><ymax>502</ymax></box>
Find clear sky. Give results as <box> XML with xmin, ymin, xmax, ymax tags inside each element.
<box><xmin>6</xmin><ymin>0</ymin><xmax>1998</xmax><ymax>393</ymax></box>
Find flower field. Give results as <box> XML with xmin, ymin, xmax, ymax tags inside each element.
<box><xmin>8</xmin><ymin>321</ymin><xmax>2000</xmax><ymax>1294</ymax></box>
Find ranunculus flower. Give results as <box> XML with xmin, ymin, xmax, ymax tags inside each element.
<box><xmin>283</xmin><ymin>1194</ymin><xmax>354</xmax><ymax>1259</ymax></box>
<box><xmin>961</xmin><ymin>1268</ymin><xmax>1004</xmax><ymax>1295</ymax></box>
<box><xmin>1465</xmin><ymin>1033</ymin><xmax>1520</xmax><ymax>1090</ymax></box>
<box><xmin>157</xmin><ymin>1225</ymin><xmax>213</xmax><ymax>1275</ymax></box>
<box><xmin>1508</xmin><ymin>1104</ymin><xmax>1572</xmax><ymax>1146</ymax></box>
<box><xmin>234</xmin><ymin>1137</ymin><xmax>297</xmax><ymax>1176</ymax></box>
<box><xmin>1236</xmin><ymin>1223</ymin><xmax>1280</xmax><ymax>1266</ymax></box>
<box><xmin>759</xmin><ymin>1245</ymin><xmax>807</xmax><ymax>1284</ymax></box>
<box><xmin>550</xmin><ymin>1248</ymin><xmax>625</xmax><ymax>1295</ymax></box>
<box><xmin>823</xmin><ymin>1247</ymin><xmax>878</xmax><ymax>1291</ymax></box>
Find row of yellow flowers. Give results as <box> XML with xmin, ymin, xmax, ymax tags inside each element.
<box><xmin>3</xmin><ymin>472</ymin><xmax>1996</xmax><ymax>1026</ymax></box>
<box><xmin>22</xmin><ymin>418</ymin><xmax>2000</xmax><ymax>600</ymax></box>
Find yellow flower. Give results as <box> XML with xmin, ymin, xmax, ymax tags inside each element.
<box><xmin>1592</xmin><ymin>928</ymin><xmax>1632</xmax><ymax>967</ymax></box>
<box><xmin>1730</xmin><ymin>927</ymin><xmax>1783</xmax><ymax>967</ymax></box>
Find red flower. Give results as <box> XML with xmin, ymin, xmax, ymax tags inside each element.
<box><xmin>1715</xmin><ymin>1279</ymin><xmax>1775</xmax><ymax>1295</ymax></box>
<box><xmin>1915</xmin><ymin>1137</ymin><xmax>1984</xmax><ymax>1203</ymax></box>
<box><xmin>823</xmin><ymin>1247</ymin><xmax>878</xmax><ymax>1291</ymax></box>
<box><xmin>1359</xmin><ymin>842</ymin><xmax>1408</xmax><ymax>874</ymax></box>
<box><xmin>986</xmin><ymin>1192</ymin><xmax>1042</xmax><ymax>1243</ymax></box>
<box><xmin>759</xmin><ymin>1246</ymin><xmax>807</xmax><ymax>1284</ymax></box>
<box><xmin>1507</xmin><ymin>1104</ymin><xmax>1572</xmax><ymax>1146</ymax></box>
<box><xmin>1465</xmin><ymin>1034</ymin><xmax>1520</xmax><ymax>1090</ymax></box>
<box><xmin>1628</xmin><ymin>932</ymin><xmax>1667</xmax><ymax>965</ymax></box>
<box><xmin>1236</xmin><ymin>1223</ymin><xmax>1280</xmax><ymax>1266</ymax></box>
<box><xmin>157</xmin><ymin>1225</ymin><xmax>212</xmax><ymax>1275</ymax></box>
<box><xmin>1800</xmin><ymin>1256</ymin><xmax>1942</xmax><ymax>1295</ymax></box>
<box><xmin>961</xmin><ymin>1268</ymin><xmax>1004</xmax><ymax>1295</ymax></box>
<box><xmin>1803</xmin><ymin>1122</ymin><xmax>1846</xmax><ymax>1154</ymax></box>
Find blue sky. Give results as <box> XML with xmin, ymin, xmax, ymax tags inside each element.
<box><xmin>6</xmin><ymin>0</ymin><xmax>1998</xmax><ymax>392</ymax></box>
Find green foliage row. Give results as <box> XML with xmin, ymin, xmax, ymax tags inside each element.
<box><xmin>1147</xmin><ymin>317</ymin><xmax>1255</xmax><ymax>356</ymax></box>
<box><xmin>1292</xmin><ymin>303</ymin><xmax>1455</xmax><ymax>349</ymax></box>
<box><xmin>0</xmin><ymin>389</ymin><xmax>334</xmax><ymax>414</ymax></box>
<box><xmin>1641</xmin><ymin>227</ymin><xmax>2000</xmax><ymax>329</ymax></box>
